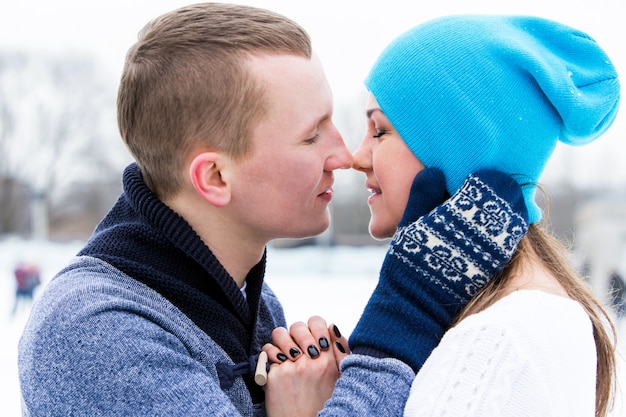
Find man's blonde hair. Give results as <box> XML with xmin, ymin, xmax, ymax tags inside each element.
<box><xmin>117</xmin><ymin>3</ymin><xmax>312</xmax><ymax>198</ymax></box>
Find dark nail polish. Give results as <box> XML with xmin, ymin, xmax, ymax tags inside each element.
<box><xmin>307</xmin><ymin>345</ymin><xmax>320</xmax><ymax>358</ymax></box>
<box><xmin>333</xmin><ymin>324</ymin><xmax>342</xmax><ymax>338</ymax></box>
<box><xmin>277</xmin><ymin>352</ymin><xmax>288</xmax><ymax>362</ymax></box>
<box><xmin>289</xmin><ymin>347</ymin><xmax>301</xmax><ymax>358</ymax></box>
<box><xmin>335</xmin><ymin>341</ymin><xmax>346</xmax><ymax>354</ymax></box>
<box><xmin>318</xmin><ymin>337</ymin><xmax>330</xmax><ymax>350</ymax></box>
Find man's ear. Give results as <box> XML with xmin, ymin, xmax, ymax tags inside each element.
<box><xmin>188</xmin><ymin>152</ymin><xmax>231</xmax><ymax>207</ymax></box>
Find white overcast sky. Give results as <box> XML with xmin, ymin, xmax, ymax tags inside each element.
<box><xmin>2</xmin><ymin>0</ymin><xmax>624</xmax><ymax>96</ymax></box>
<box><xmin>1</xmin><ymin>0</ymin><xmax>625</xmax><ymax>187</ymax></box>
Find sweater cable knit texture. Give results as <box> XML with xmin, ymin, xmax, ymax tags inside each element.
<box><xmin>404</xmin><ymin>290</ymin><xmax>597</xmax><ymax>417</ymax></box>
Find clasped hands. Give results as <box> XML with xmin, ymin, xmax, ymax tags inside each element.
<box><xmin>261</xmin><ymin>316</ymin><xmax>350</xmax><ymax>417</ymax></box>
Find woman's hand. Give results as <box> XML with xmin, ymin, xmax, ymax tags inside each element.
<box><xmin>262</xmin><ymin>316</ymin><xmax>350</xmax><ymax>417</ymax></box>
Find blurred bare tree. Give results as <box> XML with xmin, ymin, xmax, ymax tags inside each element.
<box><xmin>0</xmin><ymin>51</ymin><xmax>127</xmax><ymax>238</ymax></box>
<box><xmin>0</xmin><ymin>85</ymin><xmax>26</xmax><ymax>234</ymax></box>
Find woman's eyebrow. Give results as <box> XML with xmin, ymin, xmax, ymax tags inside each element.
<box><xmin>365</xmin><ymin>108</ymin><xmax>383</xmax><ymax>118</ymax></box>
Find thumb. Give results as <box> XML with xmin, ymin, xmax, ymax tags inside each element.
<box><xmin>398</xmin><ymin>167</ymin><xmax>448</xmax><ymax>227</ymax></box>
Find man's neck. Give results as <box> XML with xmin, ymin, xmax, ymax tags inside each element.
<box><xmin>164</xmin><ymin>193</ymin><xmax>266</xmax><ymax>288</ymax></box>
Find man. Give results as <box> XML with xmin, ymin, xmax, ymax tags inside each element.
<box><xmin>19</xmin><ymin>3</ymin><xmax>351</xmax><ymax>415</ymax></box>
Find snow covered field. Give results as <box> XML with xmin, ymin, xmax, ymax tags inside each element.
<box><xmin>2</xmin><ymin>238</ymin><xmax>624</xmax><ymax>416</ymax></box>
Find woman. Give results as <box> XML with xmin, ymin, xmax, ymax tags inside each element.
<box><xmin>355</xmin><ymin>15</ymin><xmax>619</xmax><ymax>417</ymax></box>
<box><xmin>264</xmin><ymin>15</ymin><xmax>620</xmax><ymax>417</ymax></box>
<box><xmin>358</xmin><ymin>94</ymin><xmax>616</xmax><ymax>416</ymax></box>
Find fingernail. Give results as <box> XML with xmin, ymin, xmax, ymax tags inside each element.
<box><xmin>289</xmin><ymin>347</ymin><xmax>301</xmax><ymax>358</ymax></box>
<box><xmin>335</xmin><ymin>341</ymin><xmax>346</xmax><ymax>354</ymax></box>
<box><xmin>333</xmin><ymin>325</ymin><xmax>342</xmax><ymax>338</ymax></box>
<box><xmin>307</xmin><ymin>345</ymin><xmax>320</xmax><ymax>358</ymax></box>
<box><xmin>318</xmin><ymin>337</ymin><xmax>330</xmax><ymax>350</ymax></box>
<box><xmin>277</xmin><ymin>353</ymin><xmax>288</xmax><ymax>362</ymax></box>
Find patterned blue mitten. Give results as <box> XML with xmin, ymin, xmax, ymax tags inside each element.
<box><xmin>349</xmin><ymin>168</ymin><xmax>529</xmax><ymax>372</ymax></box>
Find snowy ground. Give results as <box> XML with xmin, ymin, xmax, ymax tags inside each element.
<box><xmin>2</xmin><ymin>238</ymin><xmax>624</xmax><ymax>416</ymax></box>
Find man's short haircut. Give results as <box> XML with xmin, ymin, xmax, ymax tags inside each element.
<box><xmin>117</xmin><ymin>2</ymin><xmax>312</xmax><ymax>198</ymax></box>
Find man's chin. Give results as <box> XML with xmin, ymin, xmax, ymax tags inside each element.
<box><xmin>292</xmin><ymin>217</ymin><xmax>331</xmax><ymax>241</ymax></box>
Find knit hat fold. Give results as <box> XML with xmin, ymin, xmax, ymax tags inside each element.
<box><xmin>366</xmin><ymin>15</ymin><xmax>620</xmax><ymax>223</ymax></box>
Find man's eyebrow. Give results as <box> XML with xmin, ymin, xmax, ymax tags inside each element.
<box><xmin>365</xmin><ymin>108</ymin><xmax>383</xmax><ymax>118</ymax></box>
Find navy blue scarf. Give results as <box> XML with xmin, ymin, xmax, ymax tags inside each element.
<box><xmin>79</xmin><ymin>163</ymin><xmax>273</xmax><ymax>402</ymax></box>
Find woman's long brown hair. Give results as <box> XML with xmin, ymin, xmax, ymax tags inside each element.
<box><xmin>455</xmin><ymin>224</ymin><xmax>617</xmax><ymax>417</ymax></box>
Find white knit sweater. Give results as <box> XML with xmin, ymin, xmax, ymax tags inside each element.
<box><xmin>404</xmin><ymin>290</ymin><xmax>597</xmax><ymax>417</ymax></box>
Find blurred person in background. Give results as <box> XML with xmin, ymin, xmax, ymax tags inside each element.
<box><xmin>11</xmin><ymin>261</ymin><xmax>40</xmax><ymax>316</ymax></box>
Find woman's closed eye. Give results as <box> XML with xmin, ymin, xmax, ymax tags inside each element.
<box><xmin>373</xmin><ymin>129</ymin><xmax>387</xmax><ymax>139</ymax></box>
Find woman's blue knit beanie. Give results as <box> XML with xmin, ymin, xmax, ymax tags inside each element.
<box><xmin>365</xmin><ymin>15</ymin><xmax>620</xmax><ymax>223</ymax></box>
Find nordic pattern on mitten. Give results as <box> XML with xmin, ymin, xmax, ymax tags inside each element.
<box><xmin>349</xmin><ymin>170</ymin><xmax>528</xmax><ymax>372</ymax></box>
<box><xmin>388</xmin><ymin>172</ymin><xmax>528</xmax><ymax>305</ymax></box>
